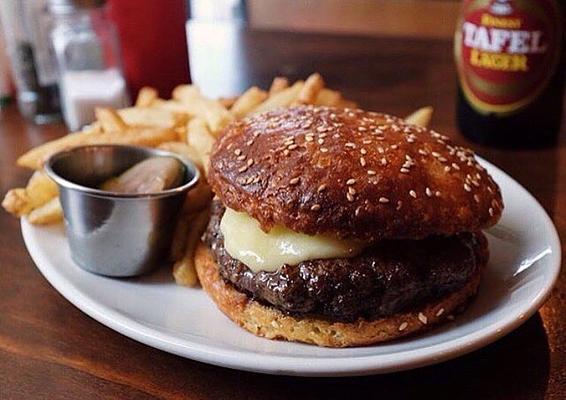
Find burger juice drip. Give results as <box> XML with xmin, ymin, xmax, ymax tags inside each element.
<box><xmin>455</xmin><ymin>0</ymin><xmax>564</xmax><ymax>148</ymax></box>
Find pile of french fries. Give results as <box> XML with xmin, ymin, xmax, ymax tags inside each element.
<box><xmin>2</xmin><ymin>72</ymin><xmax>433</xmax><ymax>286</ymax></box>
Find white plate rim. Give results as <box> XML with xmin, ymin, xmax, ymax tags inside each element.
<box><xmin>21</xmin><ymin>157</ymin><xmax>562</xmax><ymax>377</ymax></box>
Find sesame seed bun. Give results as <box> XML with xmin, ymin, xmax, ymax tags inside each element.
<box><xmin>208</xmin><ymin>106</ymin><xmax>503</xmax><ymax>240</ymax></box>
<box><xmin>195</xmin><ymin>242</ymin><xmax>482</xmax><ymax>347</ymax></box>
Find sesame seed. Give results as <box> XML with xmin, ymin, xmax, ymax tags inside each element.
<box><xmin>348</xmin><ymin>187</ymin><xmax>357</xmax><ymax>195</ymax></box>
<box><xmin>310</xmin><ymin>204</ymin><xmax>321</xmax><ymax>211</ymax></box>
<box><xmin>435</xmin><ymin>191</ymin><xmax>441</xmax><ymax>197</ymax></box>
<box><xmin>436</xmin><ymin>308</ymin><xmax>445</xmax><ymax>317</ymax></box>
<box><xmin>379</xmin><ymin>197</ymin><xmax>390</xmax><ymax>203</ymax></box>
<box><xmin>396</xmin><ymin>200</ymin><xmax>403</xmax><ymax>210</ymax></box>
<box><xmin>289</xmin><ymin>177</ymin><xmax>300</xmax><ymax>185</ymax></box>
<box><xmin>400</xmin><ymin>168</ymin><xmax>410</xmax><ymax>174</ymax></box>
<box><xmin>409</xmin><ymin>190</ymin><xmax>417</xmax><ymax>198</ymax></box>
<box><xmin>425</xmin><ymin>187</ymin><xmax>433</xmax><ymax>197</ymax></box>
<box><xmin>238</xmin><ymin>165</ymin><xmax>248</xmax><ymax>173</ymax></box>
<box><xmin>398</xmin><ymin>322</ymin><xmax>408</xmax><ymax>331</ymax></box>
<box><xmin>236</xmin><ymin>155</ymin><xmax>246</xmax><ymax>161</ymax></box>
<box><xmin>464</xmin><ymin>183</ymin><xmax>472</xmax><ymax>192</ymax></box>
<box><xmin>360</xmin><ymin>148</ymin><xmax>367</xmax><ymax>155</ymax></box>
<box><xmin>381</xmin><ymin>158</ymin><xmax>387</xmax><ymax>166</ymax></box>
<box><xmin>346</xmin><ymin>178</ymin><xmax>356</xmax><ymax>185</ymax></box>
<box><xmin>345</xmin><ymin>142</ymin><xmax>356</xmax><ymax>148</ymax></box>
<box><xmin>418</xmin><ymin>149</ymin><xmax>428</xmax><ymax>156</ymax></box>
<box><xmin>287</xmin><ymin>144</ymin><xmax>298</xmax><ymax>150</ymax></box>
<box><xmin>246</xmin><ymin>139</ymin><xmax>254</xmax><ymax>146</ymax></box>
<box><xmin>362</xmin><ymin>139</ymin><xmax>372</xmax><ymax>144</ymax></box>
<box><xmin>247</xmin><ymin>159</ymin><xmax>254</xmax><ymax>167</ymax></box>
<box><xmin>320</xmin><ymin>147</ymin><xmax>328</xmax><ymax>153</ymax></box>
<box><xmin>317</xmin><ymin>138</ymin><xmax>324</xmax><ymax>145</ymax></box>
<box><xmin>317</xmin><ymin>184</ymin><xmax>327</xmax><ymax>192</ymax></box>
<box><xmin>234</xmin><ymin>149</ymin><xmax>242</xmax><ymax>156</ymax></box>
<box><xmin>358</xmin><ymin>126</ymin><xmax>367</xmax><ymax>132</ymax></box>
<box><xmin>391</xmin><ymin>144</ymin><xmax>398</xmax><ymax>149</ymax></box>
<box><xmin>305</xmin><ymin>136</ymin><xmax>314</xmax><ymax>142</ymax></box>
<box><xmin>489</xmin><ymin>207</ymin><xmax>494</xmax><ymax>216</ymax></box>
<box><xmin>283</xmin><ymin>149</ymin><xmax>290</xmax><ymax>156</ymax></box>
<box><xmin>418</xmin><ymin>313</ymin><xmax>428</xmax><ymax>324</ymax></box>
<box><xmin>346</xmin><ymin>193</ymin><xmax>355</xmax><ymax>202</ymax></box>
<box><xmin>367</xmin><ymin>170</ymin><xmax>377</xmax><ymax>176</ymax></box>
<box><xmin>360</xmin><ymin>157</ymin><xmax>367</xmax><ymax>167</ymax></box>
<box><xmin>474</xmin><ymin>194</ymin><xmax>480</xmax><ymax>203</ymax></box>
<box><xmin>444</xmin><ymin>166</ymin><xmax>451</xmax><ymax>172</ymax></box>
<box><xmin>432</xmin><ymin>151</ymin><xmax>441</xmax><ymax>158</ymax></box>
<box><xmin>452</xmin><ymin>163</ymin><xmax>460</xmax><ymax>170</ymax></box>
<box><xmin>377</xmin><ymin>147</ymin><xmax>384</xmax><ymax>154</ymax></box>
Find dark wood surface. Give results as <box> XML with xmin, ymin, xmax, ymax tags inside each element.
<box><xmin>1</xmin><ymin>32</ymin><xmax>564</xmax><ymax>399</ymax></box>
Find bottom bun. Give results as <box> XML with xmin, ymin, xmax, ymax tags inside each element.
<box><xmin>195</xmin><ymin>242</ymin><xmax>482</xmax><ymax>347</ymax></box>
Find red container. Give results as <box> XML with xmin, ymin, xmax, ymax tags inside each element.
<box><xmin>107</xmin><ymin>0</ymin><xmax>189</xmax><ymax>99</ymax></box>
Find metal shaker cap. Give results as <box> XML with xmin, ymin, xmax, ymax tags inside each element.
<box><xmin>48</xmin><ymin>0</ymin><xmax>105</xmax><ymax>14</ymax></box>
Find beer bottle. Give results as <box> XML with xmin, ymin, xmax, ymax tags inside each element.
<box><xmin>455</xmin><ymin>0</ymin><xmax>564</xmax><ymax>148</ymax></box>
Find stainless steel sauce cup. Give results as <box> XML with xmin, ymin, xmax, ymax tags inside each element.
<box><xmin>45</xmin><ymin>145</ymin><xmax>200</xmax><ymax>277</ymax></box>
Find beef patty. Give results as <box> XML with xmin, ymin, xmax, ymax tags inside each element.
<box><xmin>204</xmin><ymin>201</ymin><xmax>488</xmax><ymax>322</ymax></box>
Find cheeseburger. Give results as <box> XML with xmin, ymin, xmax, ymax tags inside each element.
<box><xmin>195</xmin><ymin>105</ymin><xmax>503</xmax><ymax>347</ymax></box>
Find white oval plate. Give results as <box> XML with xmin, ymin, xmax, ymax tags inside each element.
<box><xmin>22</xmin><ymin>158</ymin><xmax>561</xmax><ymax>377</ymax></box>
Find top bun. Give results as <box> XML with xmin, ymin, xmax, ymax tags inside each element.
<box><xmin>208</xmin><ymin>106</ymin><xmax>503</xmax><ymax>240</ymax></box>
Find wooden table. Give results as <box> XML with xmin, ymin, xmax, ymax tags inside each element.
<box><xmin>1</xmin><ymin>32</ymin><xmax>564</xmax><ymax>399</ymax></box>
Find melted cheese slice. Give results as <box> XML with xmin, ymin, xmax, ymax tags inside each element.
<box><xmin>220</xmin><ymin>208</ymin><xmax>365</xmax><ymax>272</ymax></box>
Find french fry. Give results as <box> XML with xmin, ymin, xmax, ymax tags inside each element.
<box><xmin>173</xmin><ymin>209</ymin><xmax>210</xmax><ymax>287</ymax></box>
<box><xmin>117</xmin><ymin>107</ymin><xmax>188</xmax><ymax>130</ymax></box>
<box><xmin>172</xmin><ymin>85</ymin><xmax>234</xmax><ymax>135</ymax></box>
<box><xmin>337</xmin><ymin>99</ymin><xmax>358</xmax><ymax>109</ymax></box>
<box><xmin>187</xmin><ymin>118</ymin><xmax>216</xmax><ymax>175</ymax></box>
<box><xmin>405</xmin><ymin>106</ymin><xmax>434</xmax><ymax>127</ymax></box>
<box><xmin>25</xmin><ymin>170</ymin><xmax>59</xmax><ymax>209</ymax></box>
<box><xmin>296</xmin><ymin>73</ymin><xmax>325</xmax><ymax>104</ymax></box>
<box><xmin>269</xmin><ymin>76</ymin><xmax>289</xmax><ymax>95</ymax></box>
<box><xmin>184</xmin><ymin>180</ymin><xmax>213</xmax><ymax>215</ymax></box>
<box><xmin>152</xmin><ymin>99</ymin><xmax>194</xmax><ymax>114</ymax></box>
<box><xmin>1</xmin><ymin>170</ymin><xmax>59</xmax><ymax>217</ymax></box>
<box><xmin>157</xmin><ymin>141</ymin><xmax>204</xmax><ymax>172</ymax></box>
<box><xmin>230</xmin><ymin>86</ymin><xmax>268</xmax><ymax>118</ymax></box>
<box><xmin>135</xmin><ymin>87</ymin><xmax>159</xmax><ymax>107</ymax></box>
<box><xmin>27</xmin><ymin>197</ymin><xmax>63</xmax><ymax>225</ymax></box>
<box><xmin>218</xmin><ymin>96</ymin><xmax>238</xmax><ymax>109</ymax></box>
<box><xmin>17</xmin><ymin>127</ymin><xmax>178</xmax><ymax>170</ymax></box>
<box><xmin>169</xmin><ymin>181</ymin><xmax>213</xmax><ymax>261</ymax></box>
<box><xmin>169</xmin><ymin>211</ymin><xmax>192</xmax><ymax>261</ymax></box>
<box><xmin>2</xmin><ymin>189</ymin><xmax>32</xmax><ymax>217</ymax></box>
<box><xmin>315</xmin><ymin>88</ymin><xmax>342</xmax><ymax>107</ymax></box>
<box><xmin>252</xmin><ymin>80</ymin><xmax>304</xmax><ymax>114</ymax></box>
<box><xmin>95</xmin><ymin>107</ymin><xmax>129</xmax><ymax>132</ymax></box>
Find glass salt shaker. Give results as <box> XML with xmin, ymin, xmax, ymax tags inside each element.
<box><xmin>48</xmin><ymin>0</ymin><xmax>129</xmax><ymax>131</ymax></box>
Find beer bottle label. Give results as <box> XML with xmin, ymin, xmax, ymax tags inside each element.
<box><xmin>455</xmin><ymin>0</ymin><xmax>562</xmax><ymax>115</ymax></box>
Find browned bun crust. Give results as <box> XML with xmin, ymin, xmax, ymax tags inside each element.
<box><xmin>208</xmin><ymin>106</ymin><xmax>503</xmax><ymax>240</ymax></box>
<box><xmin>195</xmin><ymin>242</ymin><xmax>482</xmax><ymax>347</ymax></box>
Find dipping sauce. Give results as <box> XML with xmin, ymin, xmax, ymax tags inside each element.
<box><xmin>100</xmin><ymin>156</ymin><xmax>184</xmax><ymax>194</ymax></box>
